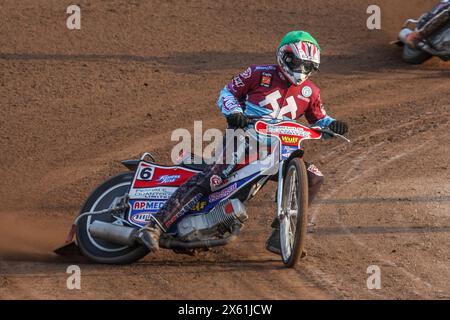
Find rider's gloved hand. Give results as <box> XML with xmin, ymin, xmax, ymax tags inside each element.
<box><xmin>227</xmin><ymin>112</ymin><xmax>248</xmax><ymax>129</ymax></box>
<box><xmin>405</xmin><ymin>31</ymin><xmax>422</xmax><ymax>48</ymax></box>
<box><xmin>328</xmin><ymin>120</ymin><xmax>348</xmax><ymax>135</ymax></box>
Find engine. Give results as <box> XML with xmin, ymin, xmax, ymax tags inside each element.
<box><xmin>429</xmin><ymin>22</ymin><xmax>450</xmax><ymax>53</ymax></box>
<box><xmin>177</xmin><ymin>199</ymin><xmax>248</xmax><ymax>241</ymax></box>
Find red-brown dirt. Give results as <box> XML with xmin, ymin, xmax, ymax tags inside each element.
<box><xmin>0</xmin><ymin>0</ymin><xmax>449</xmax><ymax>299</ymax></box>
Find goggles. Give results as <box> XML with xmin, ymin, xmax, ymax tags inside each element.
<box><xmin>285</xmin><ymin>54</ymin><xmax>320</xmax><ymax>74</ymax></box>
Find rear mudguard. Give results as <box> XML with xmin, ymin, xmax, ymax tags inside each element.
<box><xmin>121</xmin><ymin>159</ymin><xmax>140</xmax><ymax>171</ymax></box>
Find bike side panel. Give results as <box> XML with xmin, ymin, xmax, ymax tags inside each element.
<box><xmin>126</xmin><ymin>161</ymin><xmax>267</xmax><ymax>233</ymax></box>
<box><xmin>127</xmin><ymin>163</ymin><xmax>198</xmax><ymax>227</ymax></box>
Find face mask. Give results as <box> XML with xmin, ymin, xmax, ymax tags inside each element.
<box><xmin>293</xmin><ymin>71</ymin><xmax>310</xmax><ymax>85</ymax></box>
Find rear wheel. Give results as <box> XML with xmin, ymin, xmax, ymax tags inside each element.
<box><xmin>279</xmin><ymin>158</ymin><xmax>308</xmax><ymax>268</ymax></box>
<box><xmin>76</xmin><ymin>172</ymin><xmax>149</xmax><ymax>264</ymax></box>
<box><xmin>402</xmin><ymin>45</ymin><xmax>432</xmax><ymax>64</ymax></box>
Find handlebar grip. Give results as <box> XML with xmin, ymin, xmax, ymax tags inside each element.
<box><xmin>309</xmin><ymin>126</ymin><xmax>336</xmax><ymax>136</ymax></box>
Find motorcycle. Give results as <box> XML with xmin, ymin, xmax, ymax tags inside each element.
<box><xmin>394</xmin><ymin>17</ymin><xmax>450</xmax><ymax>64</ymax></box>
<box><xmin>54</xmin><ymin>119</ymin><xmax>349</xmax><ymax>268</ymax></box>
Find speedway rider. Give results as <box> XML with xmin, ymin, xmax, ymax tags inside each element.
<box><xmin>405</xmin><ymin>0</ymin><xmax>450</xmax><ymax>48</ymax></box>
<box><xmin>135</xmin><ymin>31</ymin><xmax>349</xmax><ymax>255</ymax></box>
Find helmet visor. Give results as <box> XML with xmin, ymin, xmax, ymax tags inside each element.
<box><xmin>287</xmin><ymin>56</ymin><xmax>319</xmax><ymax>74</ymax></box>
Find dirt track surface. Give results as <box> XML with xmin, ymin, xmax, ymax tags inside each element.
<box><xmin>0</xmin><ymin>0</ymin><xmax>449</xmax><ymax>299</ymax></box>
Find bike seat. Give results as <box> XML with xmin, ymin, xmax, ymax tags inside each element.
<box><xmin>177</xmin><ymin>152</ymin><xmax>210</xmax><ymax>172</ymax></box>
<box><xmin>180</xmin><ymin>162</ymin><xmax>209</xmax><ymax>171</ymax></box>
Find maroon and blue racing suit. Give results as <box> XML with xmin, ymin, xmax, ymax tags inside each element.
<box><xmin>417</xmin><ymin>0</ymin><xmax>450</xmax><ymax>38</ymax></box>
<box><xmin>152</xmin><ymin>64</ymin><xmax>333</xmax><ymax>232</ymax></box>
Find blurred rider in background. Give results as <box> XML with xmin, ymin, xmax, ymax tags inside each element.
<box><xmin>405</xmin><ymin>0</ymin><xmax>450</xmax><ymax>48</ymax></box>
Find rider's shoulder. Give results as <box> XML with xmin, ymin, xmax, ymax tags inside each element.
<box><xmin>298</xmin><ymin>79</ymin><xmax>321</xmax><ymax>98</ymax></box>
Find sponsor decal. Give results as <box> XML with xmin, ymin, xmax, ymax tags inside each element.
<box><xmin>221</xmin><ymin>163</ymin><xmax>235</xmax><ymax>177</ymax></box>
<box><xmin>281</xmin><ymin>145</ymin><xmax>298</xmax><ymax>158</ymax></box>
<box><xmin>133</xmin><ymin>166</ymin><xmax>196</xmax><ymax>188</ymax></box>
<box><xmin>129</xmin><ymin>187</ymin><xmax>175</xmax><ymax>200</ymax></box>
<box><xmin>301</xmin><ymin>86</ymin><xmax>313</xmax><ymax>98</ymax></box>
<box><xmin>130</xmin><ymin>212</ymin><xmax>154</xmax><ymax>224</ymax></box>
<box><xmin>222</xmin><ymin>170</ymin><xmax>239</xmax><ymax>184</ymax></box>
<box><xmin>307</xmin><ymin>163</ymin><xmax>324</xmax><ymax>177</ymax></box>
<box><xmin>222</xmin><ymin>96</ymin><xmax>241</xmax><ymax>112</ymax></box>
<box><xmin>191</xmin><ymin>201</ymin><xmax>207</xmax><ymax>212</ymax></box>
<box><xmin>210</xmin><ymin>175</ymin><xmax>223</xmax><ymax>191</ymax></box>
<box><xmin>281</xmin><ymin>135</ymin><xmax>299</xmax><ymax>145</ymax></box>
<box><xmin>266</xmin><ymin>125</ymin><xmax>311</xmax><ymax>138</ymax></box>
<box><xmin>133</xmin><ymin>200</ymin><xmax>165</xmax><ymax>211</ymax></box>
<box><xmin>256</xmin><ymin>121</ymin><xmax>322</xmax><ymax>146</ymax></box>
<box><xmin>297</xmin><ymin>94</ymin><xmax>310</xmax><ymax>103</ymax></box>
<box><xmin>239</xmin><ymin>67</ymin><xmax>252</xmax><ymax>79</ymax></box>
<box><xmin>157</xmin><ymin>174</ymin><xmax>181</xmax><ymax>184</ymax></box>
<box><xmin>255</xmin><ymin>65</ymin><xmax>276</xmax><ymax>71</ymax></box>
<box><xmin>228</xmin><ymin>84</ymin><xmax>238</xmax><ymax>94</ymax></box>
<box><xmin>224</xmin><ymin>202</ymin><xmax>235</xmax><ymax>215</ymax></box>
<box><xmin>209</xmin><ymin>183</ymin><xmax>237</xmax><ymax>202</ymax></box>
<box><xmin>232</xmin><ymin>75</ymin><xmax>245</xmax><ymax>88</ymax></box>
<box><xmin>260</xmin><ymin>72</ymin><xmax>272</xmax><ymax>88</ymax></box>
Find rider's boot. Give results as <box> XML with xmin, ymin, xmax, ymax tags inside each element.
<box><xmin>135</xmin><ymin>221</ymin><xmax>162</xmax><ymax>252</ymax></box>
<box><xmin>265</xmin><ymin>217</ymin><xmax>281</xmax><ymax>254</ymax></box>
<box><xmin>265</xmin><ymin>218</ymin><xmax>308</xmax><ymax>257</ymax></box>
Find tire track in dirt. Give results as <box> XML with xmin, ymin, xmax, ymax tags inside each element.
<box><xmin>302</xmin><ymin>95</ymin><xmax>449</xmax><ymax>298</ymax></box>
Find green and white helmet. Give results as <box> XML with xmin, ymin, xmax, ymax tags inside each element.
<box><xmin>277</xmin><ymin>31</ymin><xmax>321</xmax><ymax>86</ymax></box>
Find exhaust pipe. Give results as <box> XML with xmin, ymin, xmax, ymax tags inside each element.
<box><xmin>89</xmin><ymin>220</ymin><xmax>242</xmax><ymax>250</ymax></box>
<box><xmin>160</xmin><ymin>225</ymin><xmax>241</xmax><ymax>250</ymax></box>
<box><xmin>89</xmin><ymin>220</ymin><xmax>138</xmax><ymax>246</ymax></box>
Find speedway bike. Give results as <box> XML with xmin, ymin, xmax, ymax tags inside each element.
<box><xmin>55</xmin><ymin>118</ymin><xmax>349</xmax><ymax>268</ymax></box>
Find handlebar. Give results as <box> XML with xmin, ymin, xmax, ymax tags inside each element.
<box><xmin>312</xmin><ymin>126</ymin><xmax>351</xmax><ymax>143</ymax></box>
<box><xmin>243</xmin><ymin>116</ymin><xmax>351</xmax><ymax>143</ymax></box>
<box><xmin>402</xmin><ymin>18</ymin><xmax>419</xmax><ymax>29</ymax></box>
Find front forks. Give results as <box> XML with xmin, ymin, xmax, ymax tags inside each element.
<box><xmin>276</xmin><ymin>161</ymin><xmax>284</xmax><ymax>220</ymax></box>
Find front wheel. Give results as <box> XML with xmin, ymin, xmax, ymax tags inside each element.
<box><xmin>402</xmin><ymin>45</ymin><xmax>432</xmax><ymax>64</ymax></box>
<box><xmin>279</xmin><ymin>158</ymin><xmax>308</xmax><ymax>268</ymax></box>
